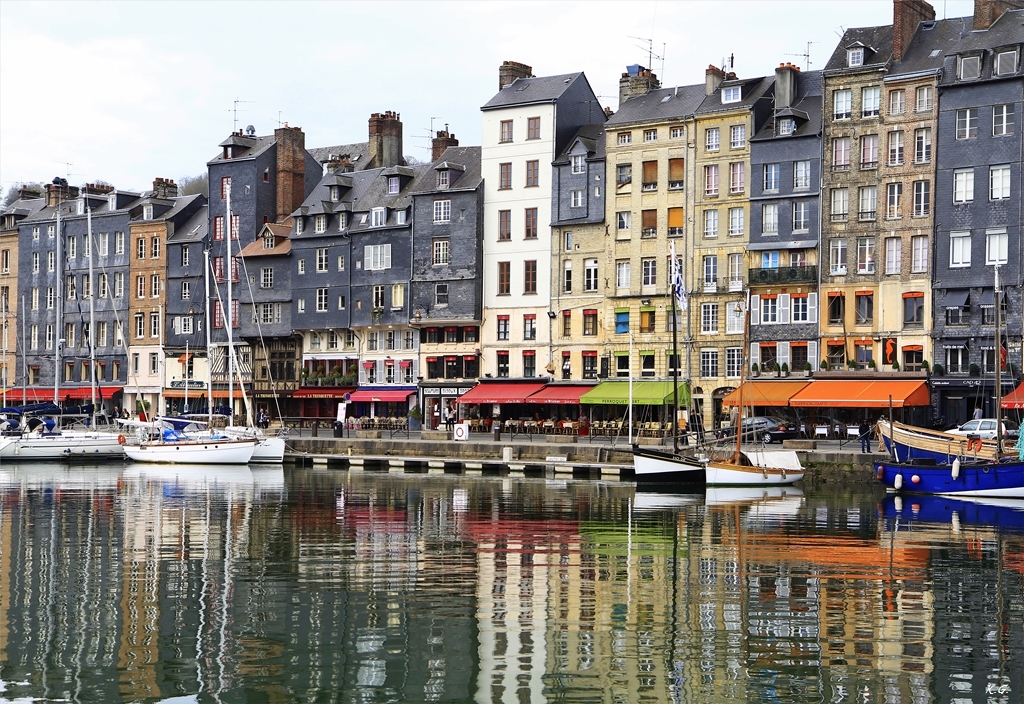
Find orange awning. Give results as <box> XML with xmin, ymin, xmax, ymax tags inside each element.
<box><xmin>1001</xmin><ymin>383</ymin><xmax>1024</xmax><ymax>409</ymax></box>
<box><xmin>721</xmin><ymin>380</ymin><xmax>809</xmax><ymax>407</ymax></box>
<box><xmin>789</xmin><ymin>380</ymin><xmax>930</xmax><ymax>408</ymax></box>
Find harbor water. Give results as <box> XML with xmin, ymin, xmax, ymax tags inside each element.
<box><xmin>0</xmin><ymin>462</ymin><xmax>1022</xmax><ymax>703</ymax></box>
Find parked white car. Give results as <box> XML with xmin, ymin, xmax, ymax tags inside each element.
<box><xmin>947</xmin><ymin>418</ymin><xmax>1019</xmax><ymax>440</ymax></box>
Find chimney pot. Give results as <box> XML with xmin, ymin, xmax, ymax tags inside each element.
<box><xmin>498</xmin><ymin>60</ymin><xmax>534</xmax><ymax>90</ymax></box>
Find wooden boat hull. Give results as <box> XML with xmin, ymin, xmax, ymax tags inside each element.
<box><xmin>875</xmin><ymin>458</ymin><xmax>1024</xmax><ymax>498</ymax></box>
<box><xmin>630</xmin><ymin>446</ymin><xmax>706</xmax><ymax>483</ymax></box>
<box><xmin>705</xmin><ymin>450</ymin><xmax>804</xmax><ymax>486</ymax></box>
<box><xmin>122</xmin><ymin>437</ymin><xmax>256</xmax><ymax>465</ymax></box>
<box><xmin>878</xmin><ymin>419</ymin><xmax>1008</xmax><ymax>463</ymax></box>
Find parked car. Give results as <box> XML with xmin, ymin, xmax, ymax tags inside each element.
<box><xmin>717</xmin><ymin>416</ymin><xmax>800</xmax><ymax>443</ymax></box>
<box><xmin>946</xmin><ymin>418</ymin><xmax>1019</xmax><ymax>440</ymax></box>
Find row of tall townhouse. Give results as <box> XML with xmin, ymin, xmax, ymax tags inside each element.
<box><xmin>0</xmin><ymin>0</ymin><xmax>1021</xmax><ymax>428</ymax></box>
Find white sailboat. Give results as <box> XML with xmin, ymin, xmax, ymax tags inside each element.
<box><xmin>0</xmin><ymin>201</ymin><xmax>124</xmax><ymax>460</ymax></box>
<box><xmin>118</xmin><ymin>246</ymin><xmax>256</xmax><ymax>465</ymax></box>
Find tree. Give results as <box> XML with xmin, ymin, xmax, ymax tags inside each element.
<box><xmin>2</xmin><ymin>182</ymin><xmax>45</xmax><ymax>208</ymax></box>
<box><xmin>178</xmin><ymin>173</ymin><xmax>209</xmax><ymax>198</ymax></box>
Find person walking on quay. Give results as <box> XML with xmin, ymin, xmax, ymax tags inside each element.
<box><xmin>973</xmin><ymin>405</ymin><xmax>983</xmax><ymax>420</ymax></box>
<box><xmin>859</xmin><ymin>419</ymin><xmax>872</xmax><ymax>453</ymax></box>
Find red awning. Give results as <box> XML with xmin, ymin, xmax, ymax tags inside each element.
<box><xmin>348</xmin><ymin>389</ymin><xmax>415</xmax><ymax>403</ymax></box>
<box><xmin>178</xmin><ymin>353</ymin><xmax>194</xmax><ymax>363</ymax></box>
<box><xmin>524</xmin><ymin>384</ymin><xmax>596</xmax><ymax>405</ymax></box>
<box><xmin>61</xmin><ymin>386</ymin><xmax>124</xmax><ymax>400</ymax></box>
<box><xmin>457</xmin><ymin>382</ymin><xmax>547</xmax><ymax>405</ymax></box>
<box><xmin>1</xmin><ymin>388</ymin><xmax>53</xmax><ymax>403</ymax></box>
<box><xmin>1001</xmin><ymin>383</ymin><xmax>1024</xmax><ymax>410</ymax></box>
<box><xmin>291</xmin><ymin>387</ymin><xmax>356</xmax><ymax>399</ymax></box>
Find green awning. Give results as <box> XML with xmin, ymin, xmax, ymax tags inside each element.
<box><xmin>579</xmin><ymin>380</ymin><xmax>690</xmax><ymax>406</ymax></box>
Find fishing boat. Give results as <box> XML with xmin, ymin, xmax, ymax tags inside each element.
<box><xmin>877</xmin><ymin>418</ymin><xmax>1011</xmax><ymax>463</ymax></box>
<box><xmin>630</xmin><ymin>246</ymin><xmax>705</xmax><ymax>483</ymax></box>
<box><xmin>876</xmin><ymin>267</ymin><xmax>1024</xmax><ymax>498</ymax></box>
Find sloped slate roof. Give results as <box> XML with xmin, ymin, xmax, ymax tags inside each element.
<box><xmin>481</xmin><ymin>73</ymin><xmax>584</xmax><ymax>110</ymax></box>
<box><xmin>605</xmin><ymin>83</ymin><xmax>705</xmax><ymax>126</ymax></box>
<box><xmin>824</xmin><ymin>25</ymin><xmax>894</xmax><ymax>72</ymax></box>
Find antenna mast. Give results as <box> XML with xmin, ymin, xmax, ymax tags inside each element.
<box><xmin>628</xmin><ymin>35</ymin><xmax>665</xmax><ymax>77</ymax></box>
<box><xmin>784</xmin><ymin>41</ymin><xmax>816</xmax><ymax>70</ymax></box>
<box><xmin>230</xmin><ymin>98</ymin><xmax>254</xmax><ymax>131</ymax></box>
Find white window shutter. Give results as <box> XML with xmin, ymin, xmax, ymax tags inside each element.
<box><xmin>384</xmin><ymin>244</ymin><xmax>392</xmax><ymax>269</ymax></box>
<box><xmin>779</xmin><ymin>341</ymin><xmax>790</xmax><ymax>366</ymax></box>
<box><xmin>173</xmin><ymin>316</ymin><xmax>181</xmax><ymax>334</ymax></box>
<box><xmin>750</xmin><ymin>343</ymin><xmax>760</xmax><ymax>367</ymax></box>
<box><xmin>363</xmin><ymin>245</ymin><xmax>372</xmax><ymax>269</ymax></box>
<box><xmin>376</xmin><ymin>360</ymin><xmax>384</xmax><ymax>380</ymax></box>
<box><xmin>359</xmin><ymin>365</ymin><xmax>367</xmax><ymax>384</ymax></box>
<box><xmin>808</xmin><ymin>341</ymin><xmax>819</xmax><ymax>370</ymax></box>
<box><xmin>779</xmin><ymin>294</ymin><xmax>791</xmax><ymax>324</ymax></box>
<box><xmin>807</xmin><ymin>293</ymin><xmax>818</xmax><ymax>322</ymax></box>
<box><xmin>749</xmin><ymin>295</ymin><xmax>760</xmax><ymax>326</ymax></box>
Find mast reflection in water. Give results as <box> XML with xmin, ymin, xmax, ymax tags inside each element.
<box><xmin>0</xmin><ymin>463</ymin><xmax>1022</xmax><ymax>702</ymax></box>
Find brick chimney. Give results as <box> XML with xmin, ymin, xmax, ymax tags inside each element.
<box><xmin>81</xmin><ymin>183</ymin><xmax>115</xmax><ymax>196</ymax></box>
<box><xmin>618</xmin><ymin>65</ymin><xmax>661</xmax><ymax>106</ymax></box>
<box><xmin>18</xmin><ymin>185</ymin><xmax>42</xmax><ymax>201</ymax></box>
<box><xmin>705</xmin><ymin>65</ymin><xmax>726</xmax><ymax>95</ymax></box>
<box><xmin>973</xmin><ymin>0</ymin><xmax>1020</xmax><ymax>29</ymax></box>
<box><xmin>774</xmin><ymin>62</ymin><xmax>801</xmax><ymax>109</ymax></box>
<box><xmin>274</xmin><ymin>124</ymin><xmax>307</xmax><ymax>224</ymax></box>
<box><xmin>367</xmin><ymin>111</ymin><xmax>404</xmax><ymax>169</ymax></box>
<box><xmin>326</xmin><ymin>155</ymin><xmax>354</xmax><ymax>175</ymax></box>
<box><xmin>151</xmin><ymin>177</ymin><xmax>178</xmax><ymax>199</ymax></box>
<box><xmin>499</xmin><ymin>60</ymin><xmax>533</xmax><ymax>90</ymax></box>
<box><xmin>431</xmin><ymin>129</ymin><xmax>459</xmax><ymax>161</ymax></box>
<box><xmin>893</xmin><ymin>0</ymin><xmax>936</xmax><ymax>62</ymax></box>
<box><xmin>46</xmin><ymin>178</ymin><xmax>78</xmax><ymax>207</ymax></box>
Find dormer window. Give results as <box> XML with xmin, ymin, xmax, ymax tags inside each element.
<box><xmin>108</xmin><ymin>194</ymin><xmax>117</xmax><ymax>209</ymax></box>
<box><xmin>143</xmin><ymin>205</ymin><xmax>153</xmax><ymax>220</ymax></box>
<box><xmin>996</xmin><ymin>50</ymin><xmax>1017</xmax><ymax>76</ymax></box>
<box><xmin>847</xmin><ymin>48</ymin><xmax>864</xmax><ymax>67</ymax></box>
<box><xmin>396</xmin><ymin>210</ymin><xmax>407</xmax><ymax>225</ymax></box>
<box><xmin>778</xmin><ymin>118</ymin><xmax>796</xmax><ymax>136</ymax></box>
<box><xmin>722</xmin><ymin>86</ymin><xmax>741</xmax><ymax>103</ymax></box>
<box><xmin>959</xmin><ymin>55</ymin><xmax>981</xmax><ymax>80</ymax></box>
<box><xmin>387</xmin><ymin>176</ymin><xmax>400</xmax><ymax>194</ymax></box>
<box><xmin>223</xmin><ymin>146</ymin><xmax>232</xmax><ymax>159</ymax></box>
<box><xmin>437</xmin><ymin>170</ymin><xmax>449</xmax><ymax>189</ymax></box>
<box><xmin>330</xmin><ymin>186</ymin><xmax>340</xmax><ymax>202</ymax></box>
<box><xmin>339</xmin><ymin>212</ymin><xmax>347</xmax><ymax>230</ymax></box>
<box><xmin>295</xmin><ymin>217</ymin><xmax>304</xmax><ymax>234</ymax></box>
<box><xmin>263</xmin><ymin>234</ymin><xmax>274</xmax><ymax>250</ymax></box>
<box><xmin>371</xmin><ymin>207</ymin><xmax>386</xmax><ymax>227</ymax></box>
<box><xmin>76</xmin><ymin>199</ymin><xmax>85</xmax><ymax>215</ymax></box>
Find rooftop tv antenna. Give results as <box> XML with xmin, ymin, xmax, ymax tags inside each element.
<box><xmin>229</xmin><ymin>98</ymin><xmax>254</xmax><ymax>131</ymax></box>
<box><xmin>784</xmin><ymin>41</ymin><xmax>816</xmax><ymax>70</ymax></box>
<box><xmin>628</xmin><ymin>35</ymin><xmax>666</xmax><ymax>79</ymax></box>
<box><xmin>415</xmin><ymin>117</ymin><xmax>443</xmax><ymax>153</ymax></box>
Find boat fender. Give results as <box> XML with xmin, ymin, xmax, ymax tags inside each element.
<box><xmin>911</xmin><ymin>474</ymin><xmax>920</xmax><ymax>484</ymax></box>
<box><xmin>894</xmin><ymin>474</ymin><xmax>903</xmax><ymax>490</ymax></box>
<box><xmin>951</xmin><ymin>458</ymin><xmax>960</xmax><ymax>480</ymax></box>
<box><xmin>781</xmin><ymin>468</ymin><xmax>787</xmax><ymax>481</ymax></box>
<box><xmin>876</xmin><ymin>465</ymin><xmax>884</xmax><ymax>480</ymax></box>
<box><xmin>117</xmin><ymin>434</ymin><xmax>126</xmax><ymax>445</ymax></box>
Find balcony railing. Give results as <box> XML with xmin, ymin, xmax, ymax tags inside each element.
<box><xmin>747</xmin><ymin>265</ymin><xmax>818</xmax><ymax>285</ymax></box>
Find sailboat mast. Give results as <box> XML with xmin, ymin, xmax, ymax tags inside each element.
<box><xmin>226</xmin><ymin>185</ymin><xmax>233</xmax><ymax>423</ymax></box>
<box><xmin>995</xmin><ymin>265</ymin><xmax>1002</xmax><ymax>454</ymax></box>
<box><xmin>205</xmin><ymin>248</ymin><xmax>214</xmax><ymax>428</ymax></box>
<box><xmin>87</xmin><ymin>205</ymin><xmax>97</xmax><ymax>426</ymax></box>
<box><xmin>736</xmin><ymin>296</ymin><xmax>749</xmax><ymax>462</ymax></box>
<box><xmin>670</xmin><ymin>253</ymin><xmax>680</xmax><ymax>454</ymax></box>
<box><xmin>54</xmin><ymin>205</ymin><xmax>62</xmax><ymax>406</ymax></box>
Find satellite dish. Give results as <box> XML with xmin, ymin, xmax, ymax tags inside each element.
<box><xmin>245</xmin><ymin>125</ymin><xmax>256</xmax><ymax>136</ymax></box>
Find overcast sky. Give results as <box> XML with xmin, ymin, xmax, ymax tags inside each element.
<box><xmin>1</xmin><ymin>0</ymin><xmax>977</xmax><ymax>195</ymax></box>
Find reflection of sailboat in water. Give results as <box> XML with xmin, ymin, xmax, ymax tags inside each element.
<box><xmin>123</xmin><ymin>462</ymin><xmax>255</xmax><ymax>489</ymax></box>
<box><xmin>0</xmin><ymin>462</ymin><xmax>123</xmax><ymax>490</ymax></box>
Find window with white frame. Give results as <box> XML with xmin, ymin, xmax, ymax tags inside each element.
<box><xmin>911</xmin><ymin>235</ymin><xmax>928</xmax><ymax>273</ymax></box>
<box><xmin>762</xmin><ymin>204</ymin><xmax>778</xmax><ymax>234</ymax></box>
<box><xmin>956</xmin><ymin>109</ymin><xmax>978</xmax><ymax>139</ymax></box>
<box><xmin>915</xmin><ymin>86</ymin><xmax>932</xmax><ymax>112</ymax></box>
<box><xmin>791</xmin><ymin>295</ymin><xmax>811</xmax><ymax>323</ymax></box>
<box><xmin>370</xmin><ymin>207</ymin><xmax>386</xmax><ymax>227</ymax></box>
<box><xmin>703</xmin><ymin>255</ymin><xmax>718</xmax><ymax>287</ymax></box>
<box><xmin>862</xmin><ymin>86</ymin><xmax>880</xmax><ymax>117</ymax></box>
<box><xmin>435</xmin><ymin>283</ymin><xmax>448</xmax><ymax>306</ymax></box>
<box><xmin>763</xmin><ymin>163</ymin><xmax>780</xmax><ymax>192</ymax></box>
<box><xmin>913</xmin><ymin>181</ymin><xmax>930</xmax><ymax>217</ymax></box>
<box><xmin>700</xmin><ymin>349</ymin><xmax>719</xmax><ymax>377</ymax></box>
<box><xmin>726</xmin><ymin>347</ymin><xmax>743</xmax><ymax>377</ymax></box>
<box><xmin>996</xmin><ymin>49</ymin><xmax>1018</xmax><ymax>75</ymax></box>
<box><xmin>990</xmin><ymin>165</ymin><xmax>1011</xmax><ymax>200</ymax></box>
<box><xmin>730</xmin><ymin>125</ymin><xmax>745</xmax><ymax>149</ymax></box>
<box><xmin>432</xmin><ymin>238</ymin><xmax>449</xmax><ymax>265</ymax></box>
<box><xmin>722</xmin><ymin>86</ymin><xmax>741</xmax><ymax>103</ymax></box>
<box><xmin>914</xmin><ymin>128</ymin><xmax>931</xmax><ymax>163</ymax></box>
<box><xmin>761</xmin><ymin>296</ymin><xmax>778</xmax><ymax>324</ymax></box>
<box><xmin>886</xmin><ymin>182</ymin><xmax>902</xmax><ymax>218</ymax></box>
<box><xmin>704</xmin><ymin>210</ymin><xmax>719</xmax><ymax>238</ymax></box>
<box><xmin>314</xmin><ymin>214</ymin><xmax>326</xmax><ymax>233</ymax></box>
<box><xmin>857</xmin><ymin>237</ymin><xmax>875</xmax><ymax>274</ymax></box>
<box><xmin>261</xmin><ymin>267</ymin><xmax>273</xmax><ymax>288</ymax></box>
<box><xmin>793</xmin><ymin>202</ymin><xmax>810</xmax><ymax>231</ymax></box>
<box><xmin>858</xmin><ymin>186</ymin><xmax>877</xmax><ymax>220</ymax></box>
<box><xmin>888</xmin><ymin>131</ymin><xmax>904</xmax><ymax>165</ymax></box>
<box><xmin>337</xmin><ymin>254</ymin><xmax>345</xmax><ymax>270</ymax></box>
<box><xmin>833</xmin><ymin>90</ymin><xmax>852</xmax><ymax>119</ymax></box>
<box><xmin>958</xmin><ymin>55</ymin><xmax>981</xmax><ymax>80</ymax></box>
<box><xmin>644</xmin><ymin>129</ymin><xmax>657</xmax><ymax>142</ymax></box>
<box><xmin>570</xmin><ymin>189</ymin><xmax>584</xmax><ymax>207</ymax></box>
<box><xmin>885</xmin><ymin>237</ymin><xmax>902</xmax><ymax>274</ymax></box>
<box><xmin>778</xmin><ymin>118</ymin><xmax>795</xmax><ymax>135</ymax></box>
<box><xmin>704</xmin><ymin>165</ymin><xmax>719</xmax><ymax>195</ymax></box>
<box><xmin>793</xmin><ymin>160</ymin><xmax>810</xmax><ymax>189</ymax></box>
<box><xmin>615</xmin><ymin>260</ymin><xmax>630</xmax><ymax>289</ymax></box>
<box><xmin>728</xmin><ymin>207</ymin><xmax>744</xmax><ymax>236</ymax></box>
<box><xmin>433</xmin><ymin>199</ymin><xmax>451</xmax><ymax>223</ymax></box>
<box><xmin>617</xmin><ymin>211</ymin><xmax>631</xmax><ymax>230</ymax></box>
<box><xmin>761</xmin><ymin>251</ymin><xmax>779</xmax><ymax>269</ymax></box>
<box><xmin>571</xmin><ymin>154</ymin><xmax>585</xmax><ymax>173</ymax></box>
<box><xmin>670</xmin><ymin>126</ymin><xmax>684</xmax><ymax>139</ymax></box>
<box><xmin>953</xmin><ymin>168</ymin><xmax>974</xmax><ymax>203</ymax></box>
<box><xmin>701</xmin><ymin>303</ymin><xmax>719</xmax><ymax>334</ymax></box>
<box><xmin>726</xmin><ymin>304</ymin><xmax>744</xmax><ymax>334</ymax></box>
<box><xmin>950</xmin><ymin>231</ymin><xmax>971</xmax><ymax>267</ymax></box>
<box><xmin>729</xmin><ymin>162</ymin><xmax>744</xmax><ymax>193</ymax></box>
<box><xmin>391</xmin><ymin>283</ymin><xmax>404</xmax><ymax>309</ymax></box>
<box><xmin>889</xmin><ymin>89</ymin><xmax>905</xmax><ymax>115</ymax></box>
<box><xmin>847</xmin><ymin>47</ymin><xmax>864</xmax><ymax>66</ymax></box>
<box><xmin>993</xmin><ymin>104</ymin><xmax>1014</xmax><ymax>136</ymax></box>
<box><xmin>829</xmin><ymin>238</ymin><xmax>847</xmax><ymax>273</ymax></box>
<box><xmin>728</xmin><ymin>253</ymin><xmax>743</xmax><ymax>287</ymax></box>
<box><xmin>563</xmin><ymin>260</ymin><xmax>572</xmax><ymax>292</ymax></box>
<box><xmin>388</xmin><ymin>176</ymin><xmax>400</xmax><ymax>194</ymax></box>
<box><xmin>114</xmin><ymin>272</ymin><xmax>124</xmax><ymax>297</ymax></box>
<box><xmin>297</xmin><ymin>259</ymin><xmax>305</xmax><ymax>275</ymax></box>
<box><xmin>364</xmin><ymin>244</ymin><xmax>391</xmax><ymax>270</ymax></box>
<box><xmin>641</xmin><ymin>258</ymin><xmax>656</xmax><ymax>287</ymax></box>
<box><xmin>151</xmin><ymin>274</ymin><xmax>160</xmax><ymax>297</ymax></box>
<box><xmin>705</xmin><ymin>128</ymin><xmax>720</xmax><ymax>151</ymax></box>
<box><xmin>986</xmin><ymin>228</ymin><xmax>1008</xmax><ymax>265</ymax></box>
<box><xmin>315</xmin><ymin>247</ymin><xmax>328</xmax><ymax>272</ymax></box>
<box><xmin>617</xmin><ymin>132</ymin><xmax>632</xmax><ymax>145</ymax></box>
<box><xmin>584</xmin><ymin>259</ymin><xmax>598</xmax><ymax>291</ymax></box>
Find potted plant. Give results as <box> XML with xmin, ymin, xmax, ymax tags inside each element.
<box><xmin>773</xmin><ymin>362</ymin><xmax>781</xmax><ymax>377</ymax></box>
<box><xmin>932</xmin><ymin>363</ymin><xmax>945</xmax><ymax>376</ymax></box>
<box><xmin>868</xmin><ymin>359</ymin><xmax>877</xmax><ymax>370</ymax></box>
<box><xmin>821</xmin><ymin>359</ymin><xmax>829</xmax><ymax>371</ymax></box>
<box><xmin>803</xmin><ymin>361</ymin><xmax>813</xmax><ymax>376</ymax></box>
<box><xmin>847</xmin><ymin>359</ymin><xmax>857</xmax><ymax>370</ymax></box>
<box><xmin>969</xmin><ymin>363</ymin><xmax>979</xmax><ymax>376</ymax></box>
<box><xmin>750</xmin><ymin>363</ymin><xmax>760</xmax><ymax>377</ymax></box>
<box><xmin>408</xmin><ymin>404</ymin><xmax>423</xmax><ymax>431</ymax></box>
<box><xmin>921</xmin><ymin>360</ymin><xmax>930</xmax><ymax>374</ymax></box>
<box><xmin>781</xmin><ymin>362</ymin><xmax>789</xmax><ymax>377</ymax></box>
<box><xmin>893</xmin><ymin>360</ymin><xmax>902</xmax><ymax>371</ymax></box>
